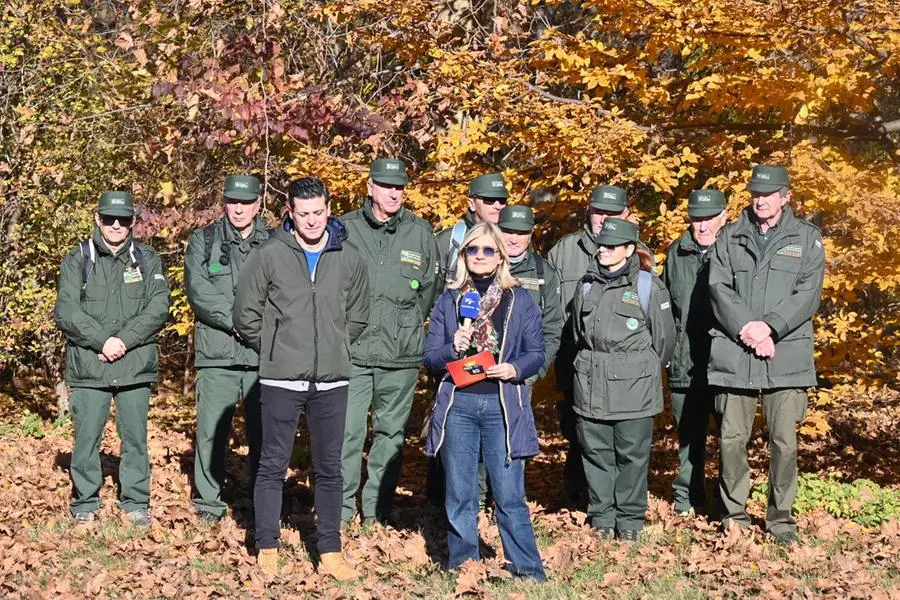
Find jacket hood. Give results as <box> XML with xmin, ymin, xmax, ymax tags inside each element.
<box><xmin>278</xmin><ymin>214</ymin><xmax>348</xmax><ymax>251</ymax></box>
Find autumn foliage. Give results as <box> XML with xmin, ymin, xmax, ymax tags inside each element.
<box><xmin>1</xmin><ymin>3</ymin><xmax>899</xmax><ymax>413</ymax></box>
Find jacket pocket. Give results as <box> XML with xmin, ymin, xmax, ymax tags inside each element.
<box><xmin>395</xmin><ymin>307</ymin><xmax>424</xmax><ymax>359</ymax></box>
<box><xmin>605</xmin><ymin>355</ymin><xmax>657</xmax><ymax>414</ymax></box>
<box><xmin>269</xmin><ymin>318</ymin><xmax>280</xmax><ymax>362</ymax></box>
<box><xmin>708</xmin><ymin>328</ymin><xmax>740</xmax><ymax>377</ymax></box>
<box><xmin>572</xmin><ymin>353</ymin><xmax>592</xmax><ymax>413</ymax></box>
<box><xmin>770</xmin><ymin>329</ymin><xmax>814</xmax><ymax>378</ymax></box>
<box><xmin>195</xmin><ymin>322</ymin><xmax>232</xmax><ymax>362</ymax></box>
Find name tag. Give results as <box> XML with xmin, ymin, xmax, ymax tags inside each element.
<box><xmin>518</xmin><ymin>277</ymin><xmax>544</xmax><ymax>291</ymax></box>
<box><xmin>400</xmin><ymin>249</ymin><xmax>422</xmax><ymax>268</ymax></box>
<box><xmin>622</xmin><ymin>290</ymin><xmax>640</xmax><ymax>307</ymax></box>
<box><xmin>776</xmin><ymin>244</ymin><xmax>803</xmax><ymax>258</ymax></box>
<box><xmin>123</xmin><ymin>267</ymin><xmax>143</xmax><ymax>284</ymax></box>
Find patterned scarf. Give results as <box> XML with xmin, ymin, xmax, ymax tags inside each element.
<box><xmin>461</xmin><ymin>276</ymin><xmax>503</xmax><ymax>356</ymax></box>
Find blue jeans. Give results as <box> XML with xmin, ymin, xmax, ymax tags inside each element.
<box><xmin>442</xmin><ymin>390</ymin><xmax>546</xmax><ymax>581</ymax></box>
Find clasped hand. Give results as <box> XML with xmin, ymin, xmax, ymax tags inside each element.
<box><xmin>739</xmin><ymin>321</ymin><xmax>775</xmax><ymax>358</ymax></box>
<box><xmin>98</xmin><ymin>337</ymin><xmax>127</xmax><ymax>363</ymax></box>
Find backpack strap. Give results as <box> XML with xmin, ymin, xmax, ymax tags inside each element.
<box><xmin>79</xmin><ymin>239</ymin><xmax>95</xmax><ymax>301</ymax></box>
<box><xmin>534</xmin><ymin>255</ymin><xmax>546</xmax><ymax>310</ymax></box>
<box><xmin>445</xmin><ymin>221</ymin><xmax>468</xmax><ymax>279</ymax></box>
<box><xmin>130</xmin><ymin>242</ymin><xmax>149</xmax><ymax>279</ymax></box>
<box><xmin>203</xmin><ymin>223</ymin><xmax>216</xmax><ymax>266</ymax></box>
<box><xmin>637</xmin><ymin>269</ymin><xmax>652</xmax><ymax>322</ymax></box>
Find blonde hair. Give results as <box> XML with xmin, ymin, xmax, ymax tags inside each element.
<box><xmin>447</xmin><ymin>222</ymin><xmax>520</xmax><ymax>290</ymax></box>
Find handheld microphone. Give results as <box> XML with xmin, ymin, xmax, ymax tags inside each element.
<box><xmin>459</xmin><ymin>292</ymin><xmax>481</xmax><ymax>328</ymax></box>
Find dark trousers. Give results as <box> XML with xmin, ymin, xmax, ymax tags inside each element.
<box><xmin>69</xmin><ymin>385</ymin><xmax>150</xmax><ymax>514</ymax></box>
<box><xmin>254</xmin><ymin>384</ymin><xmax>347</xmax><ymax>554</ymax></box>
<box><xmin>577</xmin><ymin>416</ymin><xmax>653</xmax><ymax>531</ymax></box>
<box><xmin>558</xmin><ymin>389</ymin><xmax>586</xmax><ymax>497</ymax></box>
<box><xmin>193</xmin><ymin>367</ymin><xmax>262</xmax><ymax>517</ymax></box>
<box><xmin>670</xmin><ymin>386</ymin><xmax>714</xmax><ymax>513</ymax></box>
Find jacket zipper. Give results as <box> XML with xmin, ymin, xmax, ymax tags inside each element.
<box><xmin>269</xmin><ymin>318</ymin><xmax>280</xmax><ymax>362</ymax></box>
<box><xmin>310</xmin><ymin>256</ymin><xmax>319</xmax><ymax>381</ymax></box>
<box><xmin>497</xmin><ymin>291</ymin><xmax>515</xmax><ymax>465</ymax></box>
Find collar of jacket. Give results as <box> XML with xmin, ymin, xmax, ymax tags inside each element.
<box><xmin>584</xmin><ymin>253</ymin><xmax>639</xmax><ymax>285</ymax></box>
<box><xmin>509</xmin><ymin>248</ymin><xmax>537</xmax><ymax>274</ymax></box>
<box><xmin>223</xmin><ymin>216</ymin><xmax>269</xmax><ymax>245</ymax></box>
<box><xmin>277</xmin><ymin>214</ymin><xmax>348</xmax><ymax>253</ymax></box>
<box><xmin>463</xmin><ymin>210</ymin><xmax>477</xmax><ymax>229</ymax></box>
<box><xmin>579</xmin><ymin>223</ymin><xmax>601</xmax><ymax>254</ymax></box>
<box><xmin>92</xmin><ymin>227</ymin><xmax>134</xmax><ymax>260</ymax></box>
<box><xmin>362</xmin><ymin>198</ymin><xmax>405</xmax><ymax>233</ymax></box>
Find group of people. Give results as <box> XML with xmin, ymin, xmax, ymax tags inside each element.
<box><xmin>53</xmin><ymin>159</ymin><xmax>825</xmax><ymax>582</ymax></box>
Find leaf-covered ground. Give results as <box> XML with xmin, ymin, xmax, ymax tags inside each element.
<box><xmin>1</xmin><ymin>381</ymin><xmax>898</xmax><ymax>599</ymax></box>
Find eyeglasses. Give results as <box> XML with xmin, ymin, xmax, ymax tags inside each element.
<box><xmin>476</xmin><ymin>197</ymin><xmax>508</xmax><ymax>206</ymax></box>
<box><xmin>464</xmin><ymin>245</ymin><xmax>497</xmax><ymax>258</ymax></box>
<box><xmin>99</xmin><ymin>215</ymin><xmax>133</xmax><ymax>227</ymax></box>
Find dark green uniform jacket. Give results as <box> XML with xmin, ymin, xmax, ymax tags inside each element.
<box><xmin>54</xmin><ymin>229</ymin><xmax>170</xmax><ymax>388</ymax></box>
<box><xmin>510</xmin><ymin>249</ymin><xmax>564</xmax><ymax>380</ymax></box>
<box><xmin>342</xmin><ymin>201</ymin><xmax>439</xmax><ymax>368</ymax></box>
<box><xmin>233</xmin><ymin>216</ymin><xmax>369</xmax><ymax>382</ymax></box>
<box><xmin>708</xmin><ymin>206</ymin><xmax>825</xmax><ymax>390</ymax></box>
<box><xmin>548</xmin><ymin>225</ymin><xmax>600</xmax><ymax>390</ymax></box>
<box><xmin>185</xmin><ymin>216</ymin><xmax>270</xmax><ymax>367</ymax></box>
<box><xmin>571</xmin><ymin>256</ymin><xmax>676</xmax><ymax>420</ymax></box>
<box><xmin>663</xmin><ymin>229</ymin><xmax>716</xmax><ymax>389</ymax></box>
<box><xmin>435</xmin><ymin>210</ymin><xmax>477</xmax><ymax>283</ymax></box>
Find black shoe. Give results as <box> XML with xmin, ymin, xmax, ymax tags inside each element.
<box><xmin>773</xmin><ymin>531</ymin><xmax>797</xmax><ymax>546</ymax></box>
<box><xmin>593</xmin><ymin>527</ymin><xmax>615</xmax><ymax>540</ymax></box>
<box><xmin>618</xmin><ymin>529</ymin><xmax>640</xmax><ymax>543</ymax></box>
<box><xmin>198</xmin><ymin>511</ymin><xmax>222</xmax><ymax>525</ymax></box>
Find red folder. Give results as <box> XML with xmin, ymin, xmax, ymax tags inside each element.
<box><xmin>446</xmin><ymin>351</ymin><xmax>497</xmax><ymax>388</ymax></box>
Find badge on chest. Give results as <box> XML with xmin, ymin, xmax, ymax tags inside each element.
<box><xmin>622</xmin><ymin>290</ymin><xmax>640</xmax><ymax>307</ymax></box>
<box><xmin>123</xmin><ymin>267</ymin><xmax>143</xmax><ymax>284</ymax></box>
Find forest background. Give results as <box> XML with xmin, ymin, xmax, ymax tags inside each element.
<box><xmin>1</xmin><ymin>1</ymin><xmax>899</xmax><ymax>598</ymax></box>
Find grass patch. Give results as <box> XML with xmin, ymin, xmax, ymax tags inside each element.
<box><xmin>189</xmin><ymin>558</ymin><xmax>231</xmax><ymax>574</ymax></box>
<box><xmin>752</xmin><ymin>473</ymin><xmax>900</xmax><ymax>527</ymax></box>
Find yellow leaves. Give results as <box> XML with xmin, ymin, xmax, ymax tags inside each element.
<box><xmin>745</xmin><ymin>48</ymin><xmax>765</xmax><ymax>62</ymax></box>
<box><xmin>799</xmin><ymin>410</ymin><xmax>832</xmax><ymax>439</ymax></box>
<box><xmin>794</xmin><ymin>103</ymin><xmax>810</xmax><ymax>125</ymax></box>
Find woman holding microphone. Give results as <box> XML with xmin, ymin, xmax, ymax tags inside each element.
<box><xmin>423</xmin><ymin>222</ymin><xmax>546</xmax><ymax>581</ymax></box>
<box><xmin>572</xmin><ymin>217</ymin><xmax>675</xmax><ymax>542</ymax></box>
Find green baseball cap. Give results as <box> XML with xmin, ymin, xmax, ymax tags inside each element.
<box><xmin>687</xmin><ymin>189</ymin><xmax>727</xmax><ymax>218</ymax></box>
<box><xmin>98</xmin><ymin>191</ymin><xmax>134</xmax><ymax>217</ymax></box>
<box><xmin>747</xmin><ymin>165</ymin><xmax>790</xmax><ymax>194</ymax></box>
<box><xmin>595</xmin><ymin>217</ymin><xmax>639</xmax><ymax>246</ymax></box>
<box><xmin>224</xmin><ymin>175</ymin><xmax>261</xmax><ymax>201</ymax></box>
<box><xmin>498</xmin><ymin>205</ymin><xmax>535</xmax><ymax>233</ymax></box>
<box><xmin>369</xmin><ymin>158</ymin><xmax>409</xmax><ymax>186</ymax></box>
<box><xmin>590</xmin><ymin>185</ymin><xmax>627</xmax><ymax>212</ymax></box>
<box><xmin>469</xmin><ymin>173</ymin><xmax>509</xmax><ymax>199</ymax></box>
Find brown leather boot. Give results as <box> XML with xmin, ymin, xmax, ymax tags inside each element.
<box><xmin>257</xmin><ymin>548</ymin><xmax>279</xmax><ymax>577</ymax></box>
<box><xmin>319</xmin><ymin>552</ymin><xmax>360</xmax><ymax>581</ymax></box>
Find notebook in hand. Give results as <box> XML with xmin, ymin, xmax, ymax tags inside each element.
<box><xmin>446</xmin><ymin>351</ymin><xmax>497</xmax><ymax>388</ymax></box>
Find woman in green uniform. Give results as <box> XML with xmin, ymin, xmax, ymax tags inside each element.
<box><xmin>571</xmin><ymin>218</ymin><xmax>675</xmax><ymax>541</ymax></box>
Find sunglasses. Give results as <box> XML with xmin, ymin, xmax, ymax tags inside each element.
<box><xmin>476</xmin><ymin>197</ymin><xmax>508</xmax><ymax>206</ymax></box>
<box><xmin>464</xmin><ymin>245</ymin><xmax>497</xmax><ymax>258</ymax></box>
<box><xmin>99</xmin><ymin>215</ymin><xmax>134</xmax><ymax>227</ymax></box>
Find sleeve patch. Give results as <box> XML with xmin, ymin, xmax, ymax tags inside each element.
<box><xmin>660</xmin><ymin>301</ymin><xmax>670</xmax><ymax>310</ymax></box>
<box><xmin>154</xmin><ymin>274</ymin><xmax>166</xmax><ymax>281</ymax></box>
